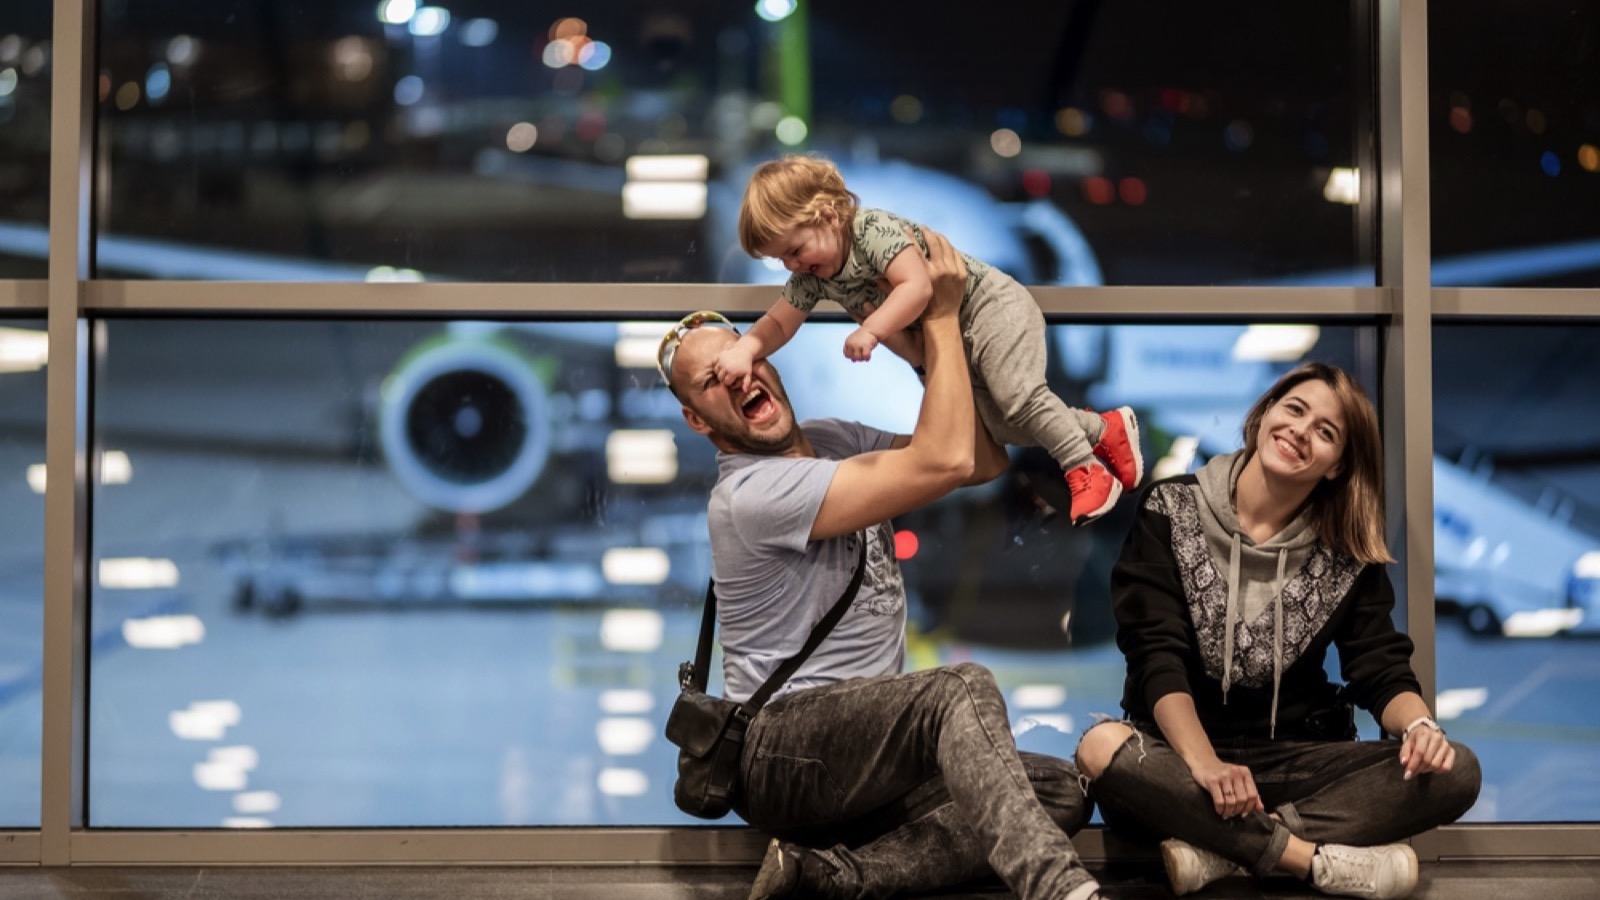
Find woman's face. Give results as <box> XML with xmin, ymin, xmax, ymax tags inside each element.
<box><xmin>1255</xmin><ymin>378</ymin><xmax>1347</xmax><ymax>487</ymax></box>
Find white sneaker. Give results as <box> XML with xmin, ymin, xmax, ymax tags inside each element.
<box><xmin>1161</xmin><ymin>838</ymin><xmax>1245</xmax><ymax>895</ymax></box>
<box><xmin>1310</xmin><ymin>843</ymin><xmax>1419</xmax><ymax>899</ymax></box>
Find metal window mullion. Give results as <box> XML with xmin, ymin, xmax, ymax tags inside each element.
<box><xmin>1433</xmin><ymin>287</ymin><xmax>1600</xmax><ymax>317</ymax></box>
<box><xmin>42</xmin><ymin>0</ymin><xmax>95</xmax><ymax>866</ymax></box>
<box><xmin>0</xmin><ymin>280</ymin><xmax>49</xmax><ymax>308</ymax></box>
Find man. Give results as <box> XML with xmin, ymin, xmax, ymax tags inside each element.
<box><xmin>659</xmin><ymin>230</ymin><xmax>1103</xmax><ymax>900</ymax></box>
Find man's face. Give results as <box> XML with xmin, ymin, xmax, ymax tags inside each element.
<box><xmin>672</xmin><ymin>327</ymin><xmax>800</xmax><ymax>455</ymax></box>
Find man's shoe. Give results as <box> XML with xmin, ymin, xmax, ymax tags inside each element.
<box><xmin>1066</xmin><ymin>462</ymin><xmax>1122</xmax><ymax>526</ymax></box>
<box><xmin>1093</xmin><ymin>406</ymin><xmax>1144</xmax><ymax>493</ymax></box>
<box><xmin>1310</xmin><ymin>842</ymin><xmax>1418</xmax><ymax>899</ymax></box>
<box><xmin>1161</xmin><ymin>838</ymin><xmax>1245</xmax><ymax>896</ymax></box>
<box><xmin>748</xmin><ymin>838</ymin><xmax>804</xmax><ymax>900</ymax></box>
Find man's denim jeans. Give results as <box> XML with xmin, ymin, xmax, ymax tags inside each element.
<box><xmin>733</xmin><ymin>663</ymin><xmax>1094</xmax><ymax>900</ymax></box>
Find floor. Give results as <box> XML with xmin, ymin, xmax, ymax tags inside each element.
<box><xmin>1</xmin><ymin>860</ymin><xmax>1597</xmax><ymax>899</ymax></box>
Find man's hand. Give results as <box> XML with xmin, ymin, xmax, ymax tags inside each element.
<box><xmin>921</xmin><ymin>228</ymin><xmax>966</xmax><ymax>322</ymax></box>
<box><xmin>843</xmin><ymin>327</ymin><xmax>879</xmax><ymax>362</ymax></box>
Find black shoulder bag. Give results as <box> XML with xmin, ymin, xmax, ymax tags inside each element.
<box><xmin>664</xmin><ymin>536</ymin><xmax>867</xmax><ymax>820</ymax></box>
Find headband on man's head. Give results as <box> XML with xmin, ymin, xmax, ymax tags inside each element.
<box><xmin>656</xmin><ymin>310</ymin><xmax>740</xmax><ymax>387</ymax></box>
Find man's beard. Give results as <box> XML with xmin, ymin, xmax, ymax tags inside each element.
<box><xmin>718</xmin><ymin>417</ymin><xmax>798</xmax><ymax>455</ymax></box>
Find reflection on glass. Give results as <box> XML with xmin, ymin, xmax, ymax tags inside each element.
<box><xmin>96</xmin><ymin>2</ymin><xmax>1365</xmax><ymax>285</ymax></box>
<box><xmin>1433</xmin><ymin>323</ymin><xmax>1600</xmax><ymax>822</ymax></box>
<box><xmin>0</xmin><ymin>318</ymin><xmax>46</xmax><ymax>826</ymax></box>
<box><xmin>1430</xmin><ymin>2</ymin><xmax>1600</xmax><ymax>286</ymax></box>
<box><xmin>0</xmin><ymin>2</ymin><xmax>52</xmax><ymax>278</ymax></box>
<box><xmin>87</xmin><ymin>317</ymin><xmax>1368</xmax><ymax>827</ymax></box>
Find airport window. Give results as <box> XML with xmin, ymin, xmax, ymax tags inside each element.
<box><xmin>1430</xmin><ymin>1</ymin><xmax>1600</xmax><ymax>287</ymax></box>
<box><xmin>0</xmin><ymin>319</ymin><xmax>46</xmax><ymax>827</ymax></box>
<box><xmin>85</xmin><ymin>317</ymin><xmax>1371</xmax><ymax>827</ymax></box>
<box><xmin>93</xmin><ymin>1</ymin><xmax>1367</xmax><ymax>286</ymax></box>
<box><xmin>1432</xmin><ymin>322</ymin><xmax>1600</xmax><ymax>822</ymax></box>
<box><xmin>0</xmin><ymin>2</ymin><xmax>52</xmax><ymax>279</ymax></box>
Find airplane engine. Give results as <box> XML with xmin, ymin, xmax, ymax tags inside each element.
<box><xmin>379</xmin><ymin>338</ymin><xmax>551</xmax><ymax>514</ymax></box>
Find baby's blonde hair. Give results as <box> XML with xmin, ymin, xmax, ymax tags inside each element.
<box><xmin>738</xmin><ymin>155</ymin><xmax>859</xmax><ymax>257</ymax></box>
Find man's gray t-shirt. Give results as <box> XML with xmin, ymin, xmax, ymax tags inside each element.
<box><xmin>709</xmin><ymin>418</ymin><xmax>907</xmax><ymax>703</ymax></box>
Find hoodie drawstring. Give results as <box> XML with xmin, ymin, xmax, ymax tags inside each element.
<box><xmin>1271</xmin><ymin>549</ymin><xmax>1286</xmax><ymax>740</ymax></box>
<box><xmin>1222</xmin><ymin>534</ymin><xmax>1290</xmax><ymax>740</ymax></box>
<box><xmin>1222</xmin><ymin>533</ymin><xmax>1240</xmax><ymax>703</ymax></box>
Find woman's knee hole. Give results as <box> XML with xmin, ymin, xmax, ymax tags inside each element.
<box><xmin>1075</xmin><ymin>722</ymin><xmax>1137</xmax><ymax>779</ymax></box>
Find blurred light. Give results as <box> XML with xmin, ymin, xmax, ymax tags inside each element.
<box><xmin>1579</xmin><ymin>145</ymin><xmax>1600</xmax><ymax>173</ymax></box>
<box><xmin>890</xmin><ymin>95</ymin><xmax>923</xmax><ymax>124</ymax></box>
<box><xmin>550</xmin><ymin>17</ymin><xmax>588</xmax><ymax>40</ymax></box>
<box><xmin>165</xmin><ymin>35</ymin><xmax>199</xmax><ymax>67</ymax></box>
<box><xmin>460</xmin><ymin>18</ymin><xmax>498</xmax><ymax>46</ymax></box>
<box><xmin>114</xmin><ymin>81</ymin><xmax>140</xmax><ymax>111</ymax></box>
<box><xmin>123</xmin><ymin>614</ymin><xmax>205</xmax><ymax>650</ymax></box>
<box><xmin>143</xmin><ymin>64</ymin><xmax>170</xmax><ymax>103</ymax></box>
<box><xmin>1099</xmin><ymin>89</ymin><xmax>1133</xmax><ymax>122</ymax></box>
<box><xmin>775</xmin><ymin>116</ymin><xmax>808</xmax><ymax>145</ymax></box>
<box><xmin>24</xmin><ymin>465</ymin><xmax>44</xmax><ymax>494</ymax></box>
<box><xmin>622</xmin><ymin>181</ymin><xmax>708</xmax><ymax>220</ymax></box>
<box><xmin>505</xmin><ymin>121</ymin><xmax>538</xmax><ymax>152</ymax></box>
<box><xmin>169</xmin><ymin>700</ymin><xmax>241</xmax><ymax>741</ymax></box>
<box><xmin>755</xmin><ymin>0</ymin><xmax>799</xmax><ymax>22</ymax></box>
<box><xmin>365</xmin><ymin>265</ymin><xmax>425</xmax><ymax>282</ymax></box>
<box><xmin>989</xmin><ymin>128</ymin><xmax>1022</xmax><ymax>158</ymax></box>
<box><xmin>1055</xmin><ymin>106</ymin><xmax>1089</xmax><ymax>137</ymax></box>
<box><xmin>542</xmin><ymin>39</ymin><xmax>575</xmax><ymax>68</ymax></box>
<box><xmin>1503</xmin><ymin>608</ymin><xmax>1581</xmax><ymax>638</ymax></box>
<box><xmin>1575</xmin><ymin>550</ymin><xmax>1600</xmax><ymax>579</ymax></box>
<box><xmin>1231</xmin><ymin>324</ymin><xmax>1320</xmax><ymax>362</ymax></box>
<box><xmin>597</xmin><ymin>768</ymin><xmax>649</xmax><ymax>797</ymax></box>
<box><xmin>19</xmin><ymin>43</ymin><xmax>44</xmax><ymax>76</ymax></box>
<box><xmin>1540</xmin><ymin>151</ymin><xmax>1561</xmax><ymax>177</ymax></box>
<box><xmin>626</xmin><ymin>154</ymin><xmax>708</xmax><ymax>181</ymax></box>
<box><xmin>213</xmin><ymin>746</ymin><xmax>260</xmax><ymax>769</ymax></box>
<box><xmin>378</xmin><ymin>0</ymin><xmax>417</xmax><ymax>25</ymax></box>
<box><xmin>1011</xmin><ymin>685</ymin><xmax>1067</xmax><ymax>709</ymax></box>
<box><xmin>1223</xmin><ymin>120</ymin><xmax>1254</xmax><ymax>151</ymax></box>
<box><xmin>1082</xmin><ymin>176</ymin><xmax>1114</xmax><ymax>205</ymax></box>
<box><xmin>393</xmin><ymin>74</ymin><xmax>424</xmax><ymax>105</ymax></box>
<box><xmin>578</xmin><ymin>41</ymin><xmax>612</xmax><ymax>71</ymax></box>
<box><xmin>1118</xmin><ymin>176</ymin><xmax>1147</xmax><ymax>206</ymax></box>
<box><xmin>893</xmin><ymin>529</ymin><xmax>919</xmax><ymax>561</ymax></box>
<box><xmin>599</xmin><ymin>689</ymin><xmax>654</xmax><ymax>715</ymax></box>
<box><xmin>1021</xmin><ymin>168</ymin><xmax>1051</xmax><ymax>198</ymax></box>
<box><xmin>751</xmin><ymin>101</ymin><xmax>784</xmax><ymax>130</ymax></box>
<box><xmin>1449</xmin><ymin>106</ymin><xmax>1472</xmax><ymax>134</ymax></box>
<box><xmin>102</xmin><ymin>447</ymin><xmax>135</xmax><ymax>484</ymax></box>
<box><xmin>0</xmin><ymin>36</ymin><xmax>19</xmax><ymax>65</ymax></box>
<box><xmin>0</xmin><ymin>68</ymin><xmax>16</xmax><ymax>98</ymax></box>
<box><xmin>332</xmin><ymin>37</ymin><xmax>374</xmax><ymax>82</ymax></box>
<box><xmin>1525</xmin><ymin>108</ymin><xmax>1546</xmax><ymax>135</ymax></box>
<box><xmin>600</xmin><ymin>609</ymin><xmax>664</xmax><ymax>653</ymax></box>
<box><xmin>194</xmin><ymin>746</ymin><xmax>259</xmax><ymax>791</ymax></box>
<box><xmin>409</xmin><ymin>7</ymin><xmax>451</xmax><ymax>37</ymax></box>
<box><xmin>0</xmin><ymin>325</ymin><xmax>48</xmax><ymax>371</ymax></box>
<box><xmin>1014</xmin><ymin>714</ymin><xmax>1074</xmax><ymax>735</ymax></box>
<box><xmin>233</xmin><ymin>791</ymin><xmax>282</xmax><ymax>814</ymax></box>
<box><xmin>601</xmin><ymin>547</ymin><xmax>671</xmax><ymax>586</ymax></box>
<box><xmin>1323</xmin><ymin>167</ymin><xmax>1360</xmax><ymax>205</ymax></box>
<box><xmin>222</xmin><ymin>817</ymin><xmax>273</xmax><ymax>829</ymax></box>
<box><xmin>615</xmin><ymin>321</ymin><xmax>670</xmax><ymax>369</ymax></box>
<box><xmin>99</xmin><ymin>557</ymin><xmax>180</xmax><ymax>590</ymax></box>
<box><xmin>1060</xmin><ymin>610</ymin><xmax>1071</xmax><ymax>636</ymax></box>
<box><xmin>1434</xmin><ymin>687</ymin><xmax>1488</xmax><ymax>721</ymax></box>
<box><xmin>606</xmin><ymin>429</ymin><xmax>678</xmax><ymax>483</ymax></box>
<box><xmin>596</xmin><ymin>717</ymin><xmax>655</xmax><ymax>755</ymax></box>
<box><xmin>1152</xmin><ymin>435</ymin><xmax>1199</xmax><ymax>481</ymax></box>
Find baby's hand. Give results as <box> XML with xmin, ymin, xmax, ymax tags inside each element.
<box><xmin>714</xmin><ymin>346</ymin><xmax>755</xmax><ymax>391</ymax></box>
<box><xmin>844</xmin><ymin>328</ymin><xmax>878</xmax><ymax>362</ymax></box>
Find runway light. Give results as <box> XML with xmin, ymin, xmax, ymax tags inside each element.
<box><xmin>1231</xmin><ymin>324</ymin><xmax>1320</xmax><ymax>363</ymax></box>
<box><xmin>233</xmin><ymin>791</ymin><xmax>282</xmax><ymax>814</ymax></box>
<box><xmin>1434</xmin><ymin>687</ymin><xmax>1488</xmax><ymax>721</ymax></box>
<box><xmin>98</xmin><ymin>557</ymin><xmax>180</xmax><ymax>590</ymax></box>
<box><xmin>123</xmin><ymin>614</ymin><xmax>205</xmax><ymax>650</ymax></box>
<box><xmin>755</xmin><ymin>0</ymin><xmax>798</xmax><ymax>23</ymax></box>
<box><xmin>169</xmin><ymin>700</ymin><xmax>242</xmax><ymax>741</ymax></box>
<box><xmin>1011</xmin><ymin>685</ymin><xmax>1067</xmax><ymax>709</ymax></box>
<box><xmin>597</xmin><ymin>768</ymin><xmax>649</xmax><ymax>797</ymax></box>
<box><xmin>1324</xmin><ymin>167</ymin><xmax>1360</xmax><ymax>205</ymax></box>
<box><xmin>606</xmin><ymin>429</ymin><xmax>678</xmax><ymax>484</ymax></box>
<box><xmin>599</xmin><ymin>689</ymin><xmax>654</xmax><ymax>715</ymax></box>
<box><xmin>601</xmin><ymin>547</ymin><xmax>671</xmax><ymax>586</ymax></box>
<box><xmin>600</xmin><ymin>609</ymin><xmax>664</xmax><ymax>652</ymax></box>
<box><xmin>596</xmin><ymin>717</ymin><xmax>655</xmax><ymax>755</ymax></box>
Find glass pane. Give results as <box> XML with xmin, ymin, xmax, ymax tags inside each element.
<box><xmin>96</xmin><ymin>1</ymin><xmax>1367</xmax><ymax>285</ymax></box>
<box><xmin>1433</xmin><ymin>323</ymin><xmax>1600</xmax><ymax>822</ymax></box>
<box><xmin>0</xmin><ymin>319</ymin><xmax>47</xmax><ymax>826</ymax></box>
<box><xmin>0</xmin><ymin>2</ymin><xmax>52</xmax><ymax>278</ymax></box>
<box><xmin>1430</xmin><ymin>2</ymin><xmax>1600</xmax><ymax>286</ymax></box>
<box><xmin>88</xmin><ymin>316</ymin><xmax>1369</xmax><ymax>827</ymax></box>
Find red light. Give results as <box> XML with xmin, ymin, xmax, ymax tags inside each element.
<box><xmin>1118</xmin><ymin>177</ymin><xmax>1147</xmax><ymax>206</ymax></box>
<box><xmin>1021</xmin><ymin>168</ymin><xmax>1051</xmax><ymax>198</ymax></box>
<box><xmin>1082</xmin><ymin>176</ymin><xmax>1115</xmax><ymax>205</ymax></box>
<box><xmin>894</xmin><ymin>529</ymin><xmax>919</xmax><ymax>560</ymax></box>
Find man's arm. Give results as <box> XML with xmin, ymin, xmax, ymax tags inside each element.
<box><xmin>809</xmin><ymin>230</ymin><xmax>974</xmax><ymax>540</ymax></box>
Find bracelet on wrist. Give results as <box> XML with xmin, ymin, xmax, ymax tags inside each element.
<box><xmin>1402</xmin><ymin>715</ymin><xmax>1443</xmax><ymax>740</ymax></box>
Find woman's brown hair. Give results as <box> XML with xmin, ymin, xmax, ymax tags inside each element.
<box><xmin>1240</xmin><ymin>362</ymin><xmax>1394</xmax><ymax>565</ymax></box>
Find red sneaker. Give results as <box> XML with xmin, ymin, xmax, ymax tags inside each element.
<box><xmin>1093</xmin><ymin>406</ymin><xmax>1144</xmax><ymax>493</ymax></box>
<box><xmin>1066</xmin><ymin>462</ymin><xmax>1122</xmax><ymax>526</ymax></box>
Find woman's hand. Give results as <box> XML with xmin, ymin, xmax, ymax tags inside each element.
<box><xmin>1187</xmin><ymin>757</ymin><xmax>1264</xmax><ymax>819</ymax></box>
<box><xmin>1399</xmin><ymin>720</ymin><xmax>1454</xmax><ymax>780</ymax></box>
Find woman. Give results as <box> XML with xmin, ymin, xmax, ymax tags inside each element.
<box><xmin>1075</xmin><ymin>363</ymin><xmax>1480</xmax><ymax>900</ymax></box>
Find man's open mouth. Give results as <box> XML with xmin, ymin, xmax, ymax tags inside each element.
<box><xmin>740</xmin><ymin>387</ymin><xmax>775</xmax><ymax>421</ymax></box>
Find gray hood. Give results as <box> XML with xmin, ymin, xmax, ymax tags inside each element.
<box><xmin>1191</xmin><ymin>450</ymin><xmax>1322</xmax><ymax>736</ymax></box>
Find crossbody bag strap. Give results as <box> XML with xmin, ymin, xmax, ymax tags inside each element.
<box><xmin>680</xmin><ymin>578</ymin><xmax>718</xmax><ymax>692</ymax></box>
<box><xmin>744</xmin><ymin>532</ymin><xmax>869</xmax><ymax>712</ymax></box>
